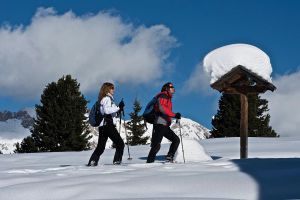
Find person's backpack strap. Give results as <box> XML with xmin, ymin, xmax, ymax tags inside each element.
<box><xmin>144</xmin><ymin>118</ymin><xmax>148</xmax><ymax>130</ymax></box>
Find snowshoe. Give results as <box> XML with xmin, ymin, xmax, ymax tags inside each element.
<box><xmin>87</xmin><ymin>160</ymin><xmax>98</xmax><ymax>167</ymax></box>
<box><xmin>165</xmin><ymin>155</ymin><xmax>174</xmax><ymax>163</ymax></box>
<box><xmin>113</xmin><ymin>161</ymin><xmax>122</xmax><ymax>165</ymax></box>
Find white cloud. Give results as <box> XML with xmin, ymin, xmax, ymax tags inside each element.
<box><xmin>182</xmin><ymin>61</ymin><xmax>213</xmax><ymax>95</ymax></box>
<box><xmin>263</xmin><ymin>70</ymin><xmax>300</xmax><ymax>137</ymax></box>
<box><xmin>0</xmin><ymin>8</ymin><xmax>177</xmax><ymax>99</ymax></box>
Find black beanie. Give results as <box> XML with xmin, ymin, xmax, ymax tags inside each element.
<box><xmin>161</xmin><ymin>82</ymin><xmax>173</xmax><ymax>92</ymax></box>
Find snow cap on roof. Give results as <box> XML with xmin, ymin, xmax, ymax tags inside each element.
<box><xmin>203</xmin><ymin>43</ymin><xmax>272</xmax><ymax>84</ymax></box>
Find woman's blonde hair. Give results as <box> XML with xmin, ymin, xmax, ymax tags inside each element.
<box><xmin>98</xmin><ymin>82</ymin><xmax>114</xmax><ymax>101</ymax></box>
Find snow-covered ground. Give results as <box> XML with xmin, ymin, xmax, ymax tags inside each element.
<box><xmin>1</xmin><ymin>136</ymin><xmax>299</xmax><ymax>200</ymax></box>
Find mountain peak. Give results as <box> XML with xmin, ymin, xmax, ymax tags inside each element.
<box><xmin>0</xmin><ymin>110</ymin><xmax>35</xmax><ymax>129</ymax></box>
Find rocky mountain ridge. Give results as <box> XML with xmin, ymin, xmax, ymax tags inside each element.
<box><xmin>0</xmin><ymin>110</ymin><xmax>34</xmax><ymax>129</ymax></box>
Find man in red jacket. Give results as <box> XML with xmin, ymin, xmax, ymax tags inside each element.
<box><xmin>146</xmin><ymin>82</ymin><xmax>181</xmax><ymax>163</ymax></box>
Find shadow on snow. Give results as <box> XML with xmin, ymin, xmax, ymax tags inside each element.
<box><xmin>231</xmin><ymin>158</ymin><xmax>300</xmax><ymax>200</ymax></box>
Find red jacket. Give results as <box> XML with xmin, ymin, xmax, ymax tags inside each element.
<box><xmin>154</xmin><ymin>91</ymin><xmax>175</xmax><ymax>126</ymax></box>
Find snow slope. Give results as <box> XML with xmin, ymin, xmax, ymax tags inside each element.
<box><xmin>0</xmin><ymin>136</ymin><xmax>299</xmax><ymax>200</ymax></box>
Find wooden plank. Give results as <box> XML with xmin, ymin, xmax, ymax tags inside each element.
<box><xmin>240</xmin><ymin>94</ymin><xmax>248</xmax><ymax>159</ymax></box>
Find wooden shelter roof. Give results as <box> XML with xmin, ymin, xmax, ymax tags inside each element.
<box><xmin>211</xmin><ymin>65</ymin><xmax>276</xmax><ymax>94</ymax></box>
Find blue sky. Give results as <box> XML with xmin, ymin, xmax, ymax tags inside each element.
<box><xmin>1</xmin><ymin>0</ymin><xmax>300</xmax><ymax>135</ymax></box>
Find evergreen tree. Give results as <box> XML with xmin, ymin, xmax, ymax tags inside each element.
<box><xmin>211</xmin><ymin>93</ymin><xmax>278</xmax><ymax>138</ymax></box>
<box><xmin>15</xmin><ymin>75</ymin><xmax>91</xmax><ymax>153</ymax></box>
<box><xmin>15</xmin><ymin>136</ymin><xmax>38</xmax><ymax>153</ymax></box>
<box><xmin>126</xmin><ymin>98</ymin><xmax>149</xmax><ymax>145</ymax></box>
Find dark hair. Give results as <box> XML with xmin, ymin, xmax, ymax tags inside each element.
<box><xmin>161</xmin><ymin>82</ymin><xmax>173</xmax><ymax>92</ymax></box>
<box><xmin>98</xmin><ymin>82</ymin><xmax>114</xmax><ymax>101</ymax></box>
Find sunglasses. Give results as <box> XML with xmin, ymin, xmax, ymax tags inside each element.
<box><xmin>169</xmin><ymin>85</ymin><xmax>174</xmax><ymax>89</ymax></box>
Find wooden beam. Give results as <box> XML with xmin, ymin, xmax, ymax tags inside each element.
<box><xmin>210</xmin><ymin>65</ymin><xmax>276</xmax><ymax>92</ymax></box>
<box><xmin>240</xmin><ymin>94</ymin><xmax>248</xmax><ymax>159</ymax></box>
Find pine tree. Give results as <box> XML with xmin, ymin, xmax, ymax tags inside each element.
<box><xmin>14</xmin><ymin>136</ymin><xmax>38</xmax><ymax>153</ymax></box>
<box><xmin>211</xmin><ymin>93</ymin><xmax>278</xmax><ymax>137</ymax></box>
<box><xmin>15</xmin><ymin>75</ymin><xmax>91</xmax><ymax>153</ymax></box>
<box><xmin>126</xmin><ymin>98</ymin><xmax>149</xmax><ymax>145</ymax></box>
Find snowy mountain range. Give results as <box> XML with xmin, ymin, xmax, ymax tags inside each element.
<box><xmin>0</xmin><ymin>109</ymin><xmax>35</xmax><ymax>154</ymax></box>
<box><xmin>0</xmin><ymin>109</ymin><xmax>210</xmax><ymax>154</ymax></box>
<box><xmin>89</xmin><ymin>117</ymin><xmax>211</xmax><ymax>149</ymax></box>
<box><xmin>0</xmin><ymin>109</ymin><xmax>35</xmax><ymax>129</ymax></box>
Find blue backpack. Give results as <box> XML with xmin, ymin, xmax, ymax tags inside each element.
<box><xmin>88</xmin><ymin>101</ymin><xmax>103</xmax><ymax>127</ymax></box>
<box><xmin>142</xmin><ymin>96</ymin><xmax>158</xmax><ymax>124</ymax></box>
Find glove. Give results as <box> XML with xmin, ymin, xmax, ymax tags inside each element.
<box><xmin>175</xmin><ymin>112</ymin><xmax>181</xmax><ymax>119</ymax></box>
<box><xmin>118</xmin><ymin>100</ymin><xmax>125</xmax><ymax>111</ymax></box>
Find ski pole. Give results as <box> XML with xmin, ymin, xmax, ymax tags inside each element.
<box><xmin>119</xmin><ymin>109</ymin><xmax>122</xmax><ymax>134</ymax></box>
<box><xmin>112</xmin><ymin>100</ymin><xmax>123</xmax><ymax>149</ymax></box>
<box><xmin>118</xmin><ymin>98</ymin><xmax>124</xmax><ymax>134</ymax></box>
<box><xmin>122</xmin><ymin>110</ymin><xmax>132</xmax><ymax>160</ymax></box>
<box><xmin>177</xmin><ymin>119</ymin><xmax>185</xmax><ymax>163</ymax></box>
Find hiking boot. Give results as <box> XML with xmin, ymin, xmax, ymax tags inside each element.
<box><xmin>165</xmin><ymin>155</ymin><xmax>174</xmax><ymax>162</ymax></box>
<box><xmin>113</xmin><ymin>161</ymin><xmax>122</xmax><ymax>165</ymax></box>
<box><xmin>87</xmin><ymin>160</ymin><xmax>97</xmax><ymax>167</ymax></box>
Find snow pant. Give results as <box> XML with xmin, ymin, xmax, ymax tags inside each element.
<box><xmin>88</xmin><ymin>123</ymin><xmax>125</xmax><ymax>165</ymax></box>
<box><xmin>146</xmin><ymin>124</ymin><xmax>180</xmax><ymax>163</ymax></box>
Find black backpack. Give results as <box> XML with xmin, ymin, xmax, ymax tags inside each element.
<box><xmin>88</xmin><ymin>101</ymin><xmax>103</xmax><ymax>127</ymax></box>
<box><xmin>142</xmin><ymin>96</ymin><xmax>158</xmax><ymax>124</ymax></box>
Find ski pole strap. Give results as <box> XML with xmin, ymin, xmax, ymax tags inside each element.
<box><xmin>144</xmin><ymin>119</ymin><xmax>148</xmax><ymax>130</ymax></box>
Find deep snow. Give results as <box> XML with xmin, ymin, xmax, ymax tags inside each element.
<box><xmin>0</xmin><ymin>136</ymin><xmax>299</xmax><ymax>200</ymax></box>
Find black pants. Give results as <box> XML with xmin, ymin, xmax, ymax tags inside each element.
<box><xmin>147</xmin><ymin>124</ymin><xmax>180</xmax><ymax>163</ymax></box>
<box><xmin>88</xmin><ymin>124</ymin><xmax>124</xmax><ymax>165</ymax></box>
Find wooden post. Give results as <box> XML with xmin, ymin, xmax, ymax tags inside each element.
<box><xmin>240</xmin><ymin>93</ymin><xmax>248</xmax><ymax>159</ymax></box>
<box><xmin>210</xmin><ymin>66</ymin><xmax>276</xmax><ymax>159</ymax></box>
